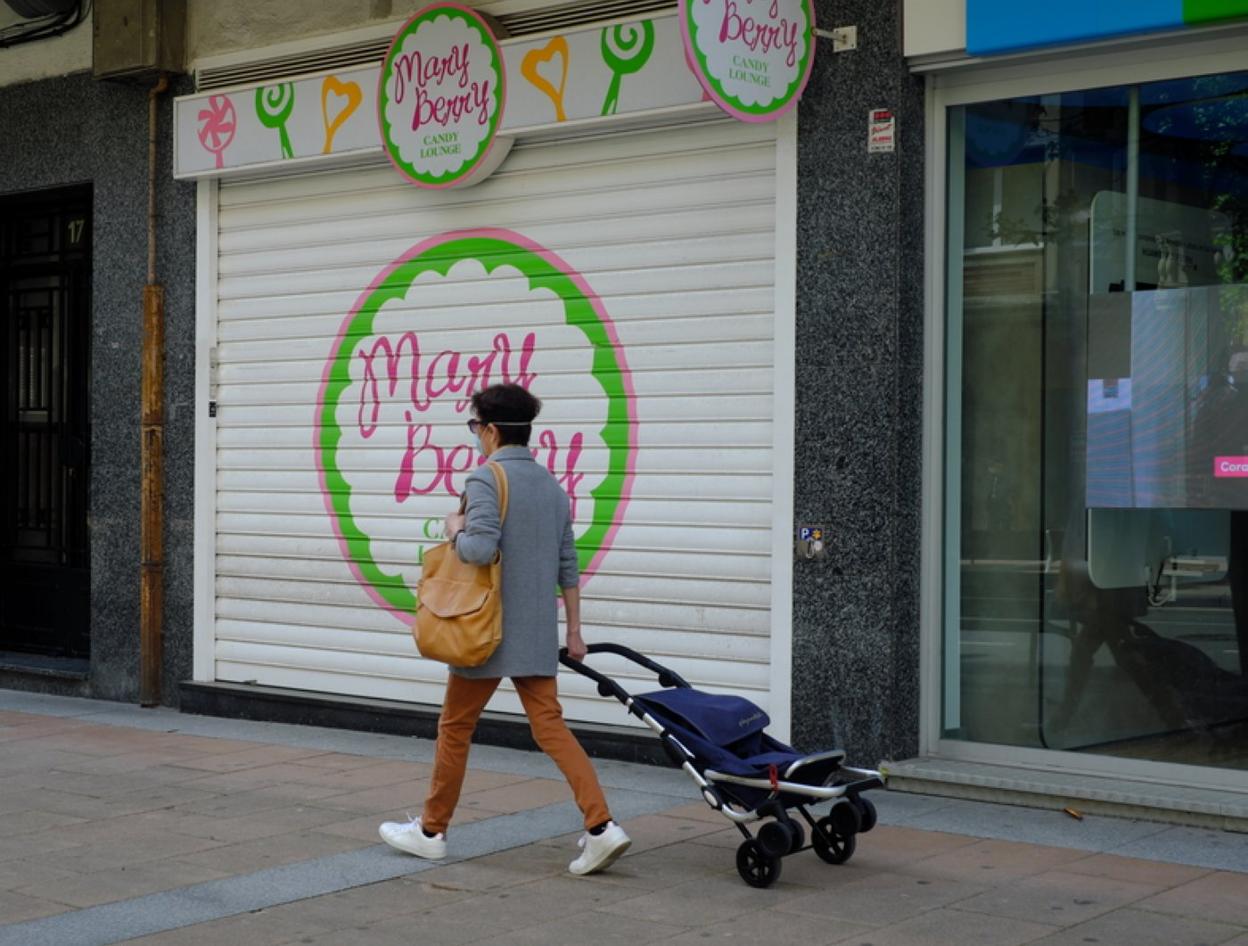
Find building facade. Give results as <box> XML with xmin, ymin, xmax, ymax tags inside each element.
<box><xmin>9</xmin><ymin>0</ymin><xmax>1242</xmax><ymax>813</ymax></box>
<box><xmin>0</xmin><ymin>4</ymin><xmax>197</xmax><ymax>704</ymax></box>
<box><xmin>1</xmin><ymin>0</ymin><xmax>924</xmax><ymax>768</ymax></box>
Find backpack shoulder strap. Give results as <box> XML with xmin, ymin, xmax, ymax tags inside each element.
<box><xmin>487</xmin><ymin>461</ymin><xmax>509</xmax><ymax>525</ymax></box>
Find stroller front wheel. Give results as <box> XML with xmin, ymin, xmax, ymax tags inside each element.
<box><xmin>854</xmin><ymin>796</ymin><xmax>878</xmax><ymax>833</ymax></box>
<box><xmin>736</xmin><ymin>838</ymin><xmax>783</xmax><ymax>888</ymax></box>
<box><xmin>812</xmin><ymin>817</ymin><xmax>857</xmax><ymax>865</ymax></box>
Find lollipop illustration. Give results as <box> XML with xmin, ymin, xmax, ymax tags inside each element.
<box><xmin>600</xmin><ymin>21</ymin><xmax>655</xmax><ymax>116</ymax></box>
<box><xmin>196</xmin><ymin>94</ymin><xmax>237</xmax><ymax>169</ymax></box>
<box><xmin>255</xmin><ymin>82</ymin><xmax>296</xmax><ymax>159</ymax></box>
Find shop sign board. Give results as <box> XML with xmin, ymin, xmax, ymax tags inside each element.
<box><xmin>679</xmin><ymin>0</ymin><xmax>816</xmax><ymax>123</ymax></box>
<box><xmin>966</xmin><ymin>0</ymin><xmax>1248</xmax><ymax>56</ymax></box>
<box><xmin>174</xmin><ymin>12</ymin><xmax>707</xmax><ymax>180</ymax></box>
<box><xmin>378</xmin><ymin>4</ymin><xmax>510</xmax><ymax>189</ymax></box>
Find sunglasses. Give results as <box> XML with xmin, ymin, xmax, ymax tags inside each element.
<box><xmin>466</xmin><ymin>419</ymin><xmax>530</xmax><ymax>433</ymax></box>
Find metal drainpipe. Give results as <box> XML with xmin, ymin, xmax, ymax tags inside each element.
<box><xmin>141</xmin><ymin>74</ymin><xmax>169</xmax><ymax>708</ymax></box>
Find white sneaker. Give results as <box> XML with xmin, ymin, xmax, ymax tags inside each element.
<box><xmin>569</xmin><ymin>821</ymin><xmax>631</xmax><ymax>875</ymax></box>
<box><xmin>378</xmin><ymin>815</ymin><xmax>447</xmax><ymax>860</ymax></box>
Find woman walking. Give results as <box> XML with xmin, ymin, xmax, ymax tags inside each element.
<box><xmin>379</xmin><ymin>383</ymin><xmax>631</xmax><ymax>875</ymax></box>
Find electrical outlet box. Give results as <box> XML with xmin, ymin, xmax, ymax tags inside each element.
<box><xmin>93</xmin><ymin>0</ymin><xmax>185</xmax><ymax>81</ymax></box>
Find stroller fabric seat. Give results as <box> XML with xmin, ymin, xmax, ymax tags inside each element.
<box><xmin>635</xmin><ymin>689</ymin><xmax>830</xmax><ymax>781</ymax></box>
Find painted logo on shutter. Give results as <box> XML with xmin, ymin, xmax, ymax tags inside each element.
<box><xmin>378</xmin><ymin>4</ymin><xmax>509</xmax><ymax>188</ymax></box>
<box><xmin>679</xmin><ymin>0</ymin><xmax>815</xmax><ymax>123</ymax></box>
<box><xmin>315</xmin><ymin>229</ymin><xmax>637</xmax><ymax>622</ymax></box>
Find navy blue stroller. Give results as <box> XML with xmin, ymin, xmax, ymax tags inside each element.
<box><xmin>560</xmin><ymin>643</ymin><xmax>885</xmax><ymax>888</ymax></box>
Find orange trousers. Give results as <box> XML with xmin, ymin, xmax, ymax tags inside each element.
<box><xmin>422</xmin><ymin>673</ymin><xmax>611</xmax><ymax>835</ymax></box>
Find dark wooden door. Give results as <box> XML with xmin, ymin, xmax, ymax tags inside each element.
<box><xmin>1</xmin><ymin>187</ymin><xmax>91</xmax><ymax>658</ymax></box>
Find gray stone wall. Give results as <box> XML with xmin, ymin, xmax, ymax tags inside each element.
<box><xmin>0</xmin><ymin>71</ymin><xmax>198</xmax><ymax>706</ymax></box>
<box><xmin>791</xmin><ymin>0</ymin><xmax>926</xmax><ymax>763</ymax></box>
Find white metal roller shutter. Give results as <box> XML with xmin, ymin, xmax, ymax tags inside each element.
<box><xmin>212</xmin><ymin>116</ymin><xmax>779</xmax><ymax>726</ymax></box>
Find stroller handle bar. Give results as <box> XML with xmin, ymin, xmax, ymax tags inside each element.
<box><xmin>559</xmin><ymin>642</ymin><xmax>690</xmax><ymax>703</ymax></box>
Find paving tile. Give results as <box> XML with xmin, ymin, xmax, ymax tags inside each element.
<box><xmin>0</xmin><ymin>856</ymin><xmax>81</xmax><ymax>891</ymax></box>
<box><xmin>0</xmin><ymin>829</ymin><xmax>86</xmax><ymax>864</ymax></box>
<box><xmin>599</xmin><ymin>812</ymin><xmax>731</xmax><ymax>856</ymax></box>
<box><xmin>311</xmin><ymin>806</ymin><xmax>499</xmax><ymax>845</ymax></box>
<box><xmin>654</xmin><ymin>801</ymin><xmax>740</xmax><ymax>824</ymax></box>
<box><xmin>779</xmin><ymin>870</ymin><xmax>988</xmax><ymax>925</ymax></box>
<box><xmin>116</xmin><ymin>902</ymin><xmax>346</xmax><ymax>946</ymax></box>
<box><xmin>1028</xmin><ymin>907</ymin><xmax>1243</xmax><ymax>946</ymax></box>
<box><xmin>302</xmin><ymin>778</ymin><xmax>433</xmax><ymax>815</ymax></box>
<box><xmin>1061</xmin><ymin>852</ymin><xmax>1214</xmax><ymax>888</ymax></box>
<box><xmin>166</xmin><ymin>789</ymin><xmax>297</xmax><ymax>820</ymax></box>
<box><xmin>0</xmin><ymin>888</ymin><xmax>73</xmax><ymax>924</ymax></box>
<box><xmin>172</xmin><ymin>829</ymin><xmax>368</xmax><ymax>874</ymax></box>
<box><xmin>132</xmin><ymin>802</ymin><xmax>356</xmax><ymax>845</ymax></box>
<box><xmin>213</xmin><ymin>873</ymin><xmax>478</xmax><ymax>941</ymax></box>
<box><xmin>952</xmin><ymin>869</ymin><xmax>1161</xmax><ymax>927</ymax></box>
<box><xmin>166</xmin><ymin>745</ymin><xmax>332</xmax><ymax>773</ymax></box>
<box><xmin>595</xmin><ymin>872</ymin><xmax>807</xmax><ymax>926</ymax></box>
<box><xmin>119</xmin><ymin>737</ymin><xmax>271</xmax><ymax>758</ymax></box>
<box><xmin>457</xmin><ymin>777</ymin><xmax>573</xmax><ymax>814</ymax></box>
<box><xmin>471</xmin><ymin>906</ymin><xmax>685</xmax><ymax>946</ymax></box>
<box><xmin>52</xmin><ymin>831</ymin><xmax>226</xmax><ymax>873</ymax></box>
<box><xmin>280</xmin><ymin>751</ymin><xmax>387</xmax><ymax>771</ymax></box>
<box><xmin>845</xmin><ymin>824</ymin><xmax>983</xmax><ymax>868</ymax></box>
<box><xmin>552</xmin><ymin>834</ymin><xmax>738</xmax><ymax>893</ymax></box>
<box><xmin>15</xmin><ymin>859</ymin><xmax>231</xmax><ymax>909</ymax></box>
<box><xmin>46</xmin><ymin>752</ymin><xmax>214</xmax><ymax>781</ymax></box>
<box><xmin>1134</xmin><ymin>871</ymin><xmax>1248</xmax><ymax>927</ymax></box>
<box><xmin>19</xmin><ymin>783</ymin><xmax>227</xmax><ymax>821</ymax></box>
<box><xmin>281</xmin><ymin>759</ymin><xmax>432</xmax><ymax>790</ymax></box>
<box><xmin>898</xmin><ymin>837</ymin><xmax>1089</xmax><ymax>885</ymax></box>
<box><xmin>421</xmin><ymin>847</ymin><xmax>567</xmax><ymax>893</ymax></box>
<box><xmin>0</xmin><ymin>808</ymin><xmax>88</xmax><ymax>837</ymax></box>
<box><xmin>0</xmin><ymin>720</ymin><xmax>94</xmax><ymax>746</ymax></box>
<box><xmin>653</xmin><ymin>908</ymin><xmax>874</xmax><ymax>945</ymax></box>
<box><xmin>359</xmin><ymin>893</ymin><xmax>519</xmax><ymax>945</ymax></box>
<box><xmin>759</xmin><ymin>850</ymin><xmax>883</xmax><ymax>890</ymax></box>
<box><xmin>827</xmin><ymin>907</ymin><xmax>1059</xmax><ymax>946</ymax></box>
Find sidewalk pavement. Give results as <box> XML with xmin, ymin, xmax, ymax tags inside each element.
<box><xmin>0</xmin><ymin>690</ymin><xmax>1245</xmax><ymax>946</ymax></box>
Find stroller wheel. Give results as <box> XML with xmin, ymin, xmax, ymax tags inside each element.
<box><xmin>812</xmin><ymin>816</ymin><xmax>857</xmax><ymax>865</ymax></box>
<box><xmin>829</xmin><ymin>800</ymin><xmax>863</xmax><ymax>837</ymax></box>
<box><xmin>736</xmin><ymin>838</ymin><xmax>783</xmax><ymax>888</ymax></box>
<box><xmin>787</xmin><ymin>819</ymin><xmax>806</xmax><ymax>854</ymax></box>
<box><xmin>854</xmin><ymin>796</ymin><xmax>878</xmax><ymax>833</ymax></box>
<box><xmin>757</xmin><ymin>819</ymin><xmax>796</xmax><ymax>858</ymax></box>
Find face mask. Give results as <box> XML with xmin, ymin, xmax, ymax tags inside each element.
<box><xmin>472</xmin><ymin>432</ymin><xmax>484</xmax><ymax>455</ymax></box>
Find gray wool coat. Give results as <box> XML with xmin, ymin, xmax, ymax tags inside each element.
<box><xmin>451</xmin><ymin>446</ymin><xmax>580</xmax><ymax>679</ymax></box>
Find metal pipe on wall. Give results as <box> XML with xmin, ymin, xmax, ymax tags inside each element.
<box><xmin>141</xmin><ymin>73</ymin><xmax>169</xmax><ymax>708</ymax></box>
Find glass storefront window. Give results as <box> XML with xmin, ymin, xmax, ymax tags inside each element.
<box><xmin>945</xmin><ymin>70</ymin><xmax>1248</xmax><ymax>770</ymax></box>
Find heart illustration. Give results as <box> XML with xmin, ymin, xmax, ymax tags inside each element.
<box><xmin>321</xmin><ymin>75</ymin><xmax>363</xmax><ymax>153</ymax></box>
<box><xmin>522</xmin><ymin>36</ymin><xmax>569</xmax><ymax>122</ymax></box>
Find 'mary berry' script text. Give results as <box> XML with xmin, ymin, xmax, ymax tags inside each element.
<box><xmin>355</xmin><ymin>330</ymin><xmax>586</xmax><ymax>514</ymax></box>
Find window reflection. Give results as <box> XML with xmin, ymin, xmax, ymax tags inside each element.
<box><xmin>949</xmin><ymin>70</ymin><xmax>1248</xmax><ymax>769</ymax></box>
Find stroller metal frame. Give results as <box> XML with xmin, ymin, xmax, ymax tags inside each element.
<box><xmin>561</xmin><ymin>642</ymin><xmax>885</xmax><ymax>887</ymax></box>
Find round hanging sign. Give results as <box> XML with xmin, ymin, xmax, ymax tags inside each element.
<box><xmin>679</xmin><ymin>0</ymin><xmax>816</xmax><ymax>123</ymax></box>
<box><xmin>378</xmin><ymin>3</ymin><xmax>511</xmax><ymax>188</ymax></box>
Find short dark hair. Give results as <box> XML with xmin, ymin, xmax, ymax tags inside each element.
<box><xmin>471</xmin><ymin>383</ymin><xmax>541</xmax><ymax>446</ymax></box>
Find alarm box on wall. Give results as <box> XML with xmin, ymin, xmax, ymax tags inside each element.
<box><xmin>93</xmin><ymin>0</ymin><xmax>185</xmax><ymax>81</ymax></box>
